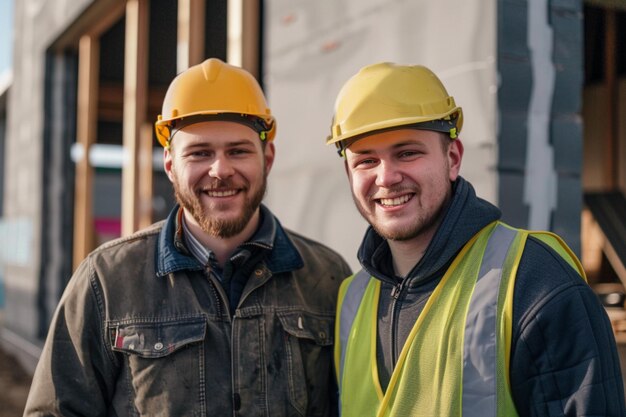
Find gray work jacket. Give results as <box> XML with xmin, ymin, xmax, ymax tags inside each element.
<box><xmin>24</xmin><ymin>207</ymin><xmax>351</xmax><ymax>416</ymax></box>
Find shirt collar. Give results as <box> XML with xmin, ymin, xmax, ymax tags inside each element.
<box><xmin>157</xmin><ymin>204</ymin><xmax>298</xmax><ymax>277</ymax></box>
<box><xmin>181</xmin><ymin>205</ymin><xmax>276</xmax><ymax>264</ymax></box>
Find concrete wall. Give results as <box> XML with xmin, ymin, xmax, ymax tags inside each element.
<box><xmin>264</xmin><ymin>0</ymin><xmax>498</xmax><ymax>269</ymax></box>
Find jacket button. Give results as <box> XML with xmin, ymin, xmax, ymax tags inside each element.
<box><xmin>254</xmin><ymin>268</ymin><xmax>263</xmax><ymax>277</ymax></box>
<box><xmin>318</xmin><ymin>331</ymin><xmax>326</xmax><ymax>340</ymax></box>
<box><xmin>154</xmin><ymin>342</ymin><xmax>164</xmax><ymax>351</ymax></box>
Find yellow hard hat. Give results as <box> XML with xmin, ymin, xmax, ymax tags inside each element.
<box><xmin>327</xmin><ymin>62</ymin><xmax>463</xmax><ymax>155</ymax></box>
<box><xmin>155</xmin><ymin>58</ymin><xmax>276</xmax><ymax>148</ymax></box>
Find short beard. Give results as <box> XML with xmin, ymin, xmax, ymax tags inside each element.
<box><xmin>353</xmin><ymin>188</ymin><xmax>449</xmax><ymax>242</ymax></box>
<box><xmin>172</xmin><ymin>172</ymin><xmax>267</xmax><ymax>239</ymax></box>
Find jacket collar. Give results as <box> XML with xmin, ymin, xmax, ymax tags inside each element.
<box><xmin>156</xmin><ymin>204</ymin><xmax>304</xmax><ymax>277</ymax></box>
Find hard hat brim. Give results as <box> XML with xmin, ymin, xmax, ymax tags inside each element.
<box><xmin>327</xmin><ymin>108</ymin><xmax>462</xmax><ymax>146</ymax></box>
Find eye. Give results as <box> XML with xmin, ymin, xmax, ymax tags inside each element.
<box><xmin>182</xmin><ymin>149</ymin><xmax>212</xmax><ymax>160</ymax></box>
<box><xmin>190</xmin><ymin>150</ymin><xmax>211</xmax><ymax>158</ymax></box>
<box><xmin>229</xmin><ymin>148</ymin><xmax>252</xmax><ymax>156</ymax></box>
<box><xmin>398</xmin><ymin>149</ymin><xmax>422</xmax><ymax>159</ymax></box>
<box><xmin>352</xmin><ymin>157</ymin><xmax>377</xmax><ymax>169</ymax></box>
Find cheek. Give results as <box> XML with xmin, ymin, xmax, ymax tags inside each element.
<box><xmin>241</xmin><ymin>161</ymin><xmax>265</xmax><ymax>180</ymax></box>
<box><xmin>349</xmin><ymin>173</ymin><xmax>371</xmax><ymax>199</ymax></box>
<box><xmin>176</xmin><ymin>165</ymin><xmax>203</xmax><ymax>186</ymax></box>
<box><xmin>422</xmin><ymin>166</ymin><xmax>451</xmax><ymax>200</ymax></box>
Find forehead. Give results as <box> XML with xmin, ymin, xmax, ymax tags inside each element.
<box><xmin>172</xmin><ymin>120</ymin><xmax>260</xmax><ymax>148</ymax></box>
<box><xmin>346</xmin><ymin>128</ymin><xmax>441</xmax><ymax>154</ymax></box>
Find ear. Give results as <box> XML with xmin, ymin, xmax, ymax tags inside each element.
<box><xmin>164</xmin><ymin>148</ymin><xmax>175</xmax><ymax>182</ymax></box>
<box><xmin>264</xmin><ymin>142</ymin><xmax>276</xmax><ymax>175</ymax></box>
<box><xmin>447</xmin><ymin>139</ymin><xmax>464</xmax><ymax>181</ymax></box>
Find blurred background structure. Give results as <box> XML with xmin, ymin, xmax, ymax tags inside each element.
<box><xmin>0</xmin><ymin>0</ymin><xmax>625</xmax><ymax>400</ymax></box>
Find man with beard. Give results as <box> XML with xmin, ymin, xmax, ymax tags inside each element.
<box><xmin>329</xmin><ymin>62</ymin><xmax>625</xmax><ymax>416</ymax></box>
<box><xmin>25</xmin><ymin>58</ymin><xmax>351</xmax><ymax>417</ymax></box>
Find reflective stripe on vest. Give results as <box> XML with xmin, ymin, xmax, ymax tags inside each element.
<box><xmin>335</xmin><ymin>221</ymin><xmax>585</xmax><ymax>417</ymax></box>
<box><xmin>337</xmin><ymin>269</ymin><xmax>371</xmax><ymax>388</ymax></box>
<box><xmin>461</xmin><ymin>223</ymin><xmax>516</xmax><ymax>415</ymax></box>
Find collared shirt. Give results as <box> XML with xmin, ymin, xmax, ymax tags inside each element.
<box><xmin>178</xmin><ymin>205</ymin><xmax>276</xmax><ymax>313</ymax></box>
<box><xmin>157</xmin><ymin>203</ymin><xmax>304</xmax><ymax>278</ymax></box>
<box><xmin>181</xmin><ymin>214</ymin><xmax>223</xmax><ymax>278</ymax></box>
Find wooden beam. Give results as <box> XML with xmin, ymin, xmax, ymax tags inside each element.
<box><xmin>605</xmin><ymin>9</ymin><xmax>618</xmax><ymax>189</ymax></box>
<box><xmin>605</xmin><ymin>235</ymin><xmax>626</xmax><ymax>289</ymax></box>
<box><xmin>121</xmin><ymin>0</ymin><xmax>150</xmax><ymax>236</ymax></box>
<box><xmin>73</xmin><ymin>35</ymin><xmax>99</xmax><ymax>270</ymax></box>
<box><xmin>138</xmin><ymin>123</ymin><xmax>155</xmax><ymax>229</ymax></box>
<box><xmin>227</xmin><ymin>0</ymin><xmax>260</xmax><ymax>76</ymax></box>
<box><xmin>98</xmin><ymin>82</ymin><xmax>166</xmax><ymax>122</ymax></box>
<box><xmin>227</xmin><ymin>0</ymin><xmax>243</xmax><ymax>67</ymax></box>
<box><xmin>241</xmin><ymin>0</ymin><xmax>260</xmax><ymax>78</ymax></box>
<box><xmin>52</xmin><ymin>0</ymin><xmax>126</xmax><ymax>51</ymax></box>
<box><xmin>178</xmin><ymin>0</ymin><xmax>206</xmax><ymax>72</ymax></box>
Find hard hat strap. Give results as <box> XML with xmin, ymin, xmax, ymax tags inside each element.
<box><xmin>168</xmin><ymin>113</ymin><xmax>272</xmax><ymax>145</ymax></box>
<box><xmin>335</xmin><ymin>118</ymin><xmax>459</xmax><ymax>157</ymax></box>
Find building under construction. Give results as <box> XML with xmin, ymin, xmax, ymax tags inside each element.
<box><xmin>0</xmin><ymin>0</ymin><xmax>625</xmax><ymax>385</ymax></box>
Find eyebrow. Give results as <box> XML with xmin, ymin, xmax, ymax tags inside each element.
<box><xmin>181</xmin><ymin>138</ymin><xmax>256</xmax><ymax>150</ymax></box>
<box><xmin>350</xmin><ymin>140</ymin><xmax>425</xmax><ymax>155</ymax></box>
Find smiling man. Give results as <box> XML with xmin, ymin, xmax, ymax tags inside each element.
<box><xmin>25</xmin><ymin>58</ymin><xmax>351</xmax><ymax>417</ymax></box>
<box><xmin>329</xmin><ymin>63</ymin><xmax>625</xmax><ymax>417</ymax></box>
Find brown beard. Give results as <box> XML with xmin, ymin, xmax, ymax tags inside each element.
<box><xmin>353</xmin><ymin>186</ymin><xmax>449</xmax><ymax>242</ymax></box>
<box><xmin>172</xmin><ymin>171</ymin><xmax>267</xmax><ymax>239</ymax></box>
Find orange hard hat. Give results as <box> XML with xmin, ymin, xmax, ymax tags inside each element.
<box><xmin>155</xmin><ymin>58</ymin><xmax>276</xmax><ymax>147</ymax></box>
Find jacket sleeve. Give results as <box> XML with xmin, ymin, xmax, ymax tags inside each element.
<box><xmin>510</xmin><ymin>237</ymin><xmax>626</xmax><ymax>417</ymax></box>
<box><xmin>23</xmin><ymin>256</ymin><xmax>118</xmax><ymax>417</ymax></box>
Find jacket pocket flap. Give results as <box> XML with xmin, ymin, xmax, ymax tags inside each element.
<box><xmin>278</xmin><ymin>311</ymin><xmax>333</xmax><ymax>346</ymax></box>
<box><xmin>111</xmin><ymin>318</ymin><xmax>206</xmax><ymax>358</ymax></box>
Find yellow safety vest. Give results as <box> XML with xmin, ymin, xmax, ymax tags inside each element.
<box><xmin>335</xmin><ymin>221</ymin><xmax>585</xmax><ymax>417</ymax></box>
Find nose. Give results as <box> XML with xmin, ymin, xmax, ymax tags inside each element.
<box><xmin>208</xmin><ymin>155</ymin><xmax>235</xmax><ymax>179</ymax></box>
<box><xmin>375</xmin><ymin>160</ymin><xmax>402</xmax><ymax>188</ymax></box>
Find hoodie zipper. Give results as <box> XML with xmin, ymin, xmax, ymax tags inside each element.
<box><xmin>389</xmin><ymin>280</ymin><xmax>407</xmax><ymax>368</ymax></box>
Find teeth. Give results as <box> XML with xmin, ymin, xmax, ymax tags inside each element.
<box><xmin>379</xmin><ymin>194</ymin><xmax>411</xmax><ymax>207</ymax></box>
<box><xmin>205</xmin><ymin>190</ymin><xmax>237</xmax><ymax>197</ymax></box>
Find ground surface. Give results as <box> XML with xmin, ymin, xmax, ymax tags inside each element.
<box><xmin>0</xmin><ymin>345</ymin><xmax>32</xmax><ymax>417</ymax></box>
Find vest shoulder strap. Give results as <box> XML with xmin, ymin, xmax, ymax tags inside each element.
<box><xmin>528</xmin><ymin>231</ymin><xmax>587</xmax><ymax>280</ymax></box>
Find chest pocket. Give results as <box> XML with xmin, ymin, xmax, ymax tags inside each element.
<box><xmin>278</xmin><ymin>311</ymin><xmax>333</xmax><ymax>345</ymax></box>
<box><xmin>109</xmin><ymin>317</ymin><xmax>207</xmax><ymax>416</ymax></box>
<box><xmin>278</xmin><ymin>311</ymin><xmax>334</xmax><ymax>416</ymax></box>
<box><xmin>111</xmin><ymin>318</ymin><xmax>206</xmax><ymax>357</ymax></box>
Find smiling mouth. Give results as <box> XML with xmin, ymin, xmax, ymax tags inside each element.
<box><xmin>377</xmin><ymin>194</ymin><xmax>413</xmax><ymax>207</ymax></box>
<box><xmin>202</xmin><ymin>189</ymin><xmax>239</xmax><ymax>197</ymax></box>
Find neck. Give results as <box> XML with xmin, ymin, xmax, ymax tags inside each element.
<box><xmin>388</xmin><ymin>238</ymin><xmax>428</xmax><ymax>278</ymax></box>
<box><xmin>183</xmin><ymin>209</ymin><xmax>261</xmax><ymax>267</ymax></box>
<box><xmin>387</xmin><ymin>219</ymin><xmax>441</xmax><ymax>278</ymax></box>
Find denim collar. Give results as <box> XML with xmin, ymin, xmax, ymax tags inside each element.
<box><xmin>156</xmin><ymin>204</ymin><xmax>304</xmax><ymax>277</ymax></box>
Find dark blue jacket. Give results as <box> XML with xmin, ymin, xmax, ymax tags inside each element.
<box><xmin>358</xmin><ymin>177</ymin><xmax>625</xmax><ymax>416</ymax></box>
